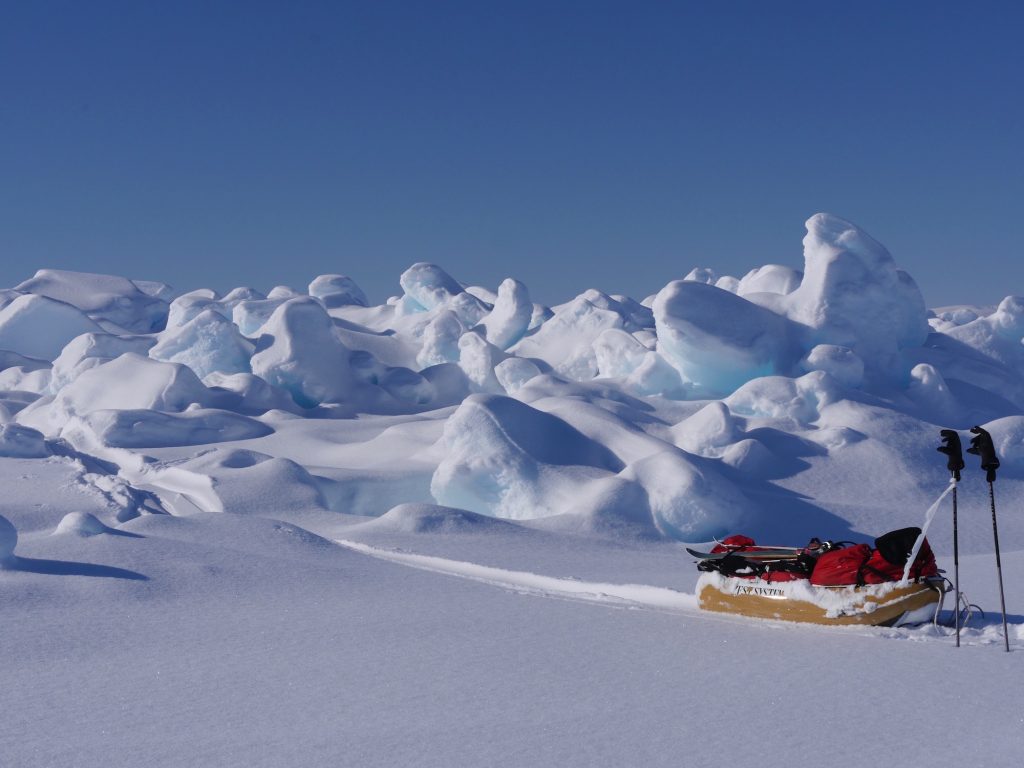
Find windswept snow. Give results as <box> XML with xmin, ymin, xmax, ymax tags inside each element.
<box><xmin>2</xmin><ymin>212</ymin><xmax>1024</xmax><ymax>768</ymax></box>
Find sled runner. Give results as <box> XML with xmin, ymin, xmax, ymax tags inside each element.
<box><xmin>692</xmin><ymin>529</ymin><xmax>947</xmax><ymax>626</ymax></box>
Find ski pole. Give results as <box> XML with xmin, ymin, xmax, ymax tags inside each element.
<box><xmin>967</xmin><ymin>426</ymin><xmax>1010</xmax><ymax>652</ymax></box>
<box><xmin>938</xmin><ymin>429</ymin><xmax>964</xmax><ymax>647</ymax></box>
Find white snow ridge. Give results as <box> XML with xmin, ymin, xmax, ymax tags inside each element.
<box><xmin>3</xmin><ymin>213</ymin><xmax>1023</xmax><ymax>768</ymax></box>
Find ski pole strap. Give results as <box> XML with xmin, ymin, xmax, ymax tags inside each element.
<box><xmin>901</xmin><ymin>479</ymin><xmax>956</xmax><ymax>584</ymax></box>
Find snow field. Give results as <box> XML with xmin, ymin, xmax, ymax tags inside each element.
<box><xmin>3</xmin><ymin>214</ymin><xmax>1024</xmax><ymax>766</ymax></box>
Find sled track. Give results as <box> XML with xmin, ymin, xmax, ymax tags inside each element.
<box><xmin>335</xmin><ymin>539</ymin><xmax>699</xmax><ymax>613</ymax></box>
<box><xmin>334</xmin><ymin>539</ymin><xmax>1024</xmax><ymax>649</ymax></box>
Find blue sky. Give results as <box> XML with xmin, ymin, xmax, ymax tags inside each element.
<box><xmin>2</xmin><ymin>1</ymin><xmax>1022</xmax><ymax>307</ymax></box>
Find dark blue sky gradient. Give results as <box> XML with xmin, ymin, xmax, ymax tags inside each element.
<box><xmin>2</xmin><ymin>1</ymin><xmax>1022</xmax><ymax>307</ymax></box>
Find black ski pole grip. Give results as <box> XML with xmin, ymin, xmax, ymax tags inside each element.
<box><xmin>938</xmin><ymin>429</ymin><xmax>965</xmax><ymax>481</ymax></box>
<box><xmin>967</xmin><ymin>426</ymin><xmax>999</xmax><ymax>482</ymax></box>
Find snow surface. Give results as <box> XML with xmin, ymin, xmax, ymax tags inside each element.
<box><xmin>2</xmin><ymin>212</ymin><xmax>1024</xmax><ymax>767</ymax></box>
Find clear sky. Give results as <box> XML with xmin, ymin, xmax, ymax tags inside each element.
<box><xmin>2</xmin><ymin>1</ymin><xmax>1022</xmax><ymax>308</ymax></box>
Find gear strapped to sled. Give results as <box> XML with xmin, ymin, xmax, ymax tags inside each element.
<box><xmin>691</xmin><ymin>528</ymin><xmax>946</xmax><ymax>627</ymax></box>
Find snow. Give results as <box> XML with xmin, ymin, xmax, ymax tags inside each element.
<box><xmin>2</xmin><ymin>217</ymin><xmax>1024</xmax><ymax>767</ymax></box>
<box><xmin>53</xmin><ymin>511</ymin><xmax>110</xmax><ymax>536</ymax></box>
<box><xmin>399</xmin><ymin>262</ymin><xmax>470</xmax><ymax>312</ymax></box>
<box><xmin>0</xmin><ymin>513</ymin><xmax>16</xmax><ymax>563</ymax></box>
<box><xmin>15</xmin><ymin>268</ymin><xmax>169</xmax><ymax>332</ymax></box>
<box><xmin>800</xmin><ymin>343</ymin><xmax>865</xmax><ymax>388</ymax></box>
<box><xmin>457</xmin><ymin>330</ymin><xmax>506</xmax><ymax>392</ymax></box>
<box><xmin>150</xmin><ymin>308</ymin><xmax>254</xmax><ymax>378</ymax></box>
<box><xmin>654</xmin><ymin>280</ymin><xmax>798</xmax><ymax>396</ymax></box>
<box><xmin>232</xmin><ymin>297</ymin><xmax>295</xmax><ymax>336</ymax></box>
<box><xmin>49</xmin><ymin>332</ymin><xmax>156</xmax><ymax>393</ymax></box>
<box><xmin>493</xmin><ymin>356</ymin><xmax>542</xmax><ymax>393</ymax></box>
<box><xmin>80</xmin><ymin>407</ymin><xmax>273</xmax><ymax>448</ymax></box>
<box><xmin>477</xmin><ymin>277</ymin><xmax>532</xmax><ymax>349</ymax></box>
<box><xmin>308</xmin><ymin>273</ymin><xmax>369</xmax><ymax>308</ymax></box>
<box><xmin>417</xmin><ymin>309</ymin><xmax>465</xmax><ymax>367</ymax></box>
<box><xmin>0</xmin><ymin>294</ymin><xmax>102</xmax><ymax>360</ymax></box>
<box><xmin>786</xmin><ymin>213</ymin><xmax>930</xmax><ymax>376</ymax></box>
<box><xmin>250</xmin><ymin>297</ymin><xmax>356</xmax><ymax>408</ymax></box>
<box><xmin>431</xmin><ymin>393</ymin><xmax>623</xmax><ymax>519</ymax></box>
<box><xmin>737</xmin><ymin>263</ymin><xmax>803</xmax><ymax>298</ymax></box>
<box><xmin>19</xmin><ymin>353</ymin><xmax>217</xmax><ymax>435</ymax></box>
<box><xmin>512</xmin><ymin>292</ymin><xmax>627</xmax><ymax>380</ymax></box>
<box><xmin>0</xmin><ymin>423</ymin><xmax>50</xmax><ymax>457</ymax></box>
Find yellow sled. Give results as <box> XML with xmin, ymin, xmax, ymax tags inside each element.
<box><xmin>696</xmin><ymin>573</ymin><xmax>946</xmax><ymax>627</ymax></box>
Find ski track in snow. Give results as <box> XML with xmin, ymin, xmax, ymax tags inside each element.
<box><xmin>335</xmin><ymin>539</ymin><xmax>1024</xmax><ymax>650</ymax></box>
<box><xmin>335</xmin><ymin>539</ymin><xmax>699</xmax><ymax>612</ymax></box>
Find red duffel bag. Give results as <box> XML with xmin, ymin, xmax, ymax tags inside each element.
<box><xmin>809</xmin><ymin>544</ymin><xmax>872</xmax><ymax>586</ymax></box>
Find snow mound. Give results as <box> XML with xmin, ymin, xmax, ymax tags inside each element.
<box><xmin>786</xmin><ymin>213</ymin><xmax>929</xmax><ymax>372</ymax></box>
<box><xmin>309</xmin><ymin>274</ymin><xmax>368</xmax><ymax>308</ymax></box>
<box><xmin>267</xmin><ymin>285</ymin><xmax>302</xmax><ymax>300</ymax></box>
<box><xmin>165</xmin><ymin>290</ymin><xmax>220</xmax><ymax>328</ymax></box>
<box><xmin>0</xmin><ymin>364</ymin><xmax>52</xmax><ymax>394</ymax></box>
<box><xmin>250</xmin><ymin>298</ymin><xmax>355</xmax><ymax>408</ymax></box>
<box><xmin>594</xmin><ymin>329</ymin><xmax>649</xmax><ymax>379</ymax></box>
<box><xmin>0</xmin><ymin>423</ymin><xmax>50</xmax><ymax>458</ymax></box>
<box><xmin>945</xmin><ymin>296</ymin><xmax>1024</xmax><ymax>374</ymax></box>
<box><xmin>203</xmin><ymin>372</ymin><xmax>300</xmax><ymax>414</ymax></box>
<box><xmin>571</xmin><ymin>289</ymin><xmax>653</xmax><ymax>331</ymax></box>
<box><xmin>907</xmin><ymin>363</ymin><xmax>958</xmax><ymax>420</ymax></box>
<box><xmin>416</xmin><ymin>310</ymin><xmax>465</xmax><ymax>368</ymax></box>
<box><xmin>726</xmin><ymin>371</ymin><xmax>839</xmax><ymax>425</ymax></box>
<box><xmin>0</xmin><ymin>294</ymin><xmax>102</xmax><ymax>360</ymax></box>
<box><xmin>672</xmin><ymin>401</ymin><xmax>740</xmax><ymax>456</ymax></box>
<box><xmin>15</xmin><ymin>269</ymin><xmax>168</xmax><ymax>332</ymax></box>
<box><xmin>357</xmin><ymin>503</ymin><xmax>524</xmax><ymax>534</ymax></box>
<box><xmin>19</xmin><ymin>353</ymin><xmax>216</xmax><ymax>435</ymax></box>
<box><xmin>653</xmin><ymin>280</ymin><xmax>798</xmax><ymax>397</ymax></box>
<box><xmin>737</xmin><ymin>264</ymin><xmax>802</xmax><ymax>298</ymax></box>
<box><xmin>477</xmin><ymin>278</ymin><xmax>532</xmax><ymax>350</ymax></box>
<box><xmin>82</xmin><ymin>408</ymin><xmax>273</xmax><ymax>448</ymax></box>
<box><xmin>622</xmin><ymin>451</ymin><xmax>750</xmax><ymax>539</ymax></box>
<box><xmin>150</xmin><ymin>309</ymin><xmax>254</xmax><ymax>378</ymax></box>
<box><xmin>49</xmin><ymin>333</ymin><xmax>156</xmax><ymax>393</ymax></box>
<box><xmin>395</xmin><ymin>264</ymin><xmax>490</xmax><ymax>329</ymax></box>
<box><xmin>684</xmin><ymin>267</ymin><xmax>717</xmax><ymax>284</ymax></box>
<box><xmin>0</xmin><ymin>391</ymin><xmax>39</xmax><ymax>424</ymax></box>
<box><xmin>399</xmin><ymin>263</ymin><xmax>469</xmax><ymax>312</ymax></box>
<box><xmin>458</xmin><ymin>332</ymin><xmax>506</xmax><ymax>393</ymax></box>
<box><xmin>512</xmin><ymin>293</ymin><xmax>627</xmax><ymax>380</ymax></box>
<box><xmin>0</xmin><ymin>351</ymin><xmax>49</xmax><ymax>374</ymax></box>
<box><xmin>0</xmin><ymin>514</ymin><xmax>16</xmax><ymax>564</ymax></box>
<box><xmin>494</xmin><ymin>357</ymin><xmax>542</xmax><ymax>394</ymax></box>
<box><xmin>53</xmin><ymin>511</ymin><xmax>109</xmax><ymax>537</ymax></box>
<box><xmin>431</xmin><ymin>394</ymin><xmax>624</xmax><ymax>520</ymax></box>
<box><xmin>180</xmin><ymin>448</ymin><xmax>328</xmax><ymax>514</ymax></box>
<box><xmin>720</xmin><ymin>438</ymin><xmax>782</xmax><ymax>475</ymax></box>
<box><xmin>800</xmin><ymin>344</ymin><xmax>864</xmax><ymax>388</ymax></box>
<box><xmin>232</xmin><ymin>297</ymin><xmax>289</xmax><ymax>336</ymax></box>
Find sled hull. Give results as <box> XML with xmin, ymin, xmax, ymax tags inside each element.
<box><xmin>697</xmin><ymin>576</ymin><xmax>944</xmax><ymax>627</ymax></box>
